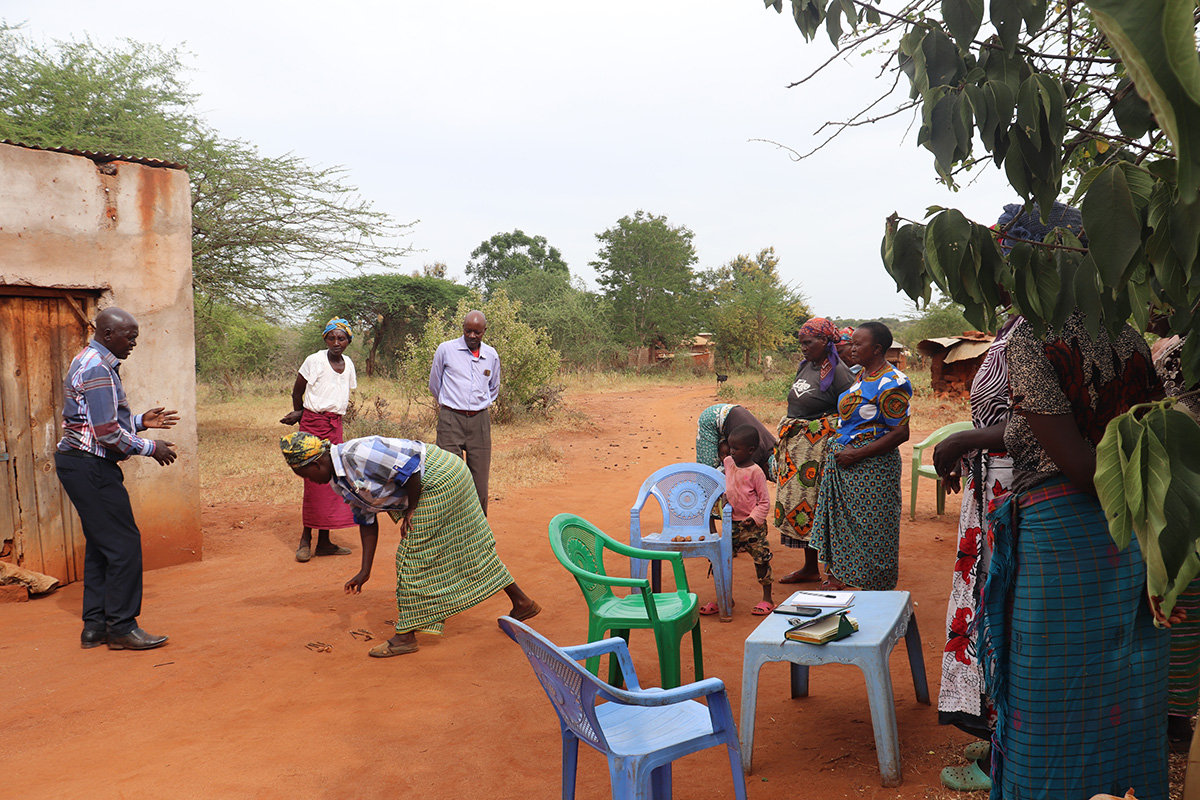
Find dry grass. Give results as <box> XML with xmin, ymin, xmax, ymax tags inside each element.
<box><xmin>195</xmin><ymin>368</ymin><xmax>971</xmax><ymax>501</ymax></box>
<box><xmin>197</xmin><ymin>375</ymin><xmax>582</xmax><ymax>498</ymax></box>
<box><xmin>492</xmin><ymin>436</ymin><xmax>566</xmax><ymax>488</ymax></box>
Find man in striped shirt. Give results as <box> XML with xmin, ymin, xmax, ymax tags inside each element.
<box><xmin>55</xmin><ymin>307</ymin><xmax>179</xmax><ymax>651</ymax></box>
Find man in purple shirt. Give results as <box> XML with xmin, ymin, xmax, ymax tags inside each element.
<box><xmin>55</xmin><ymin>307</ymin><xmax>179</xmax><ymax>651</ymax></box>
<box><xmin>428</xmin><ymin>310</ymin><xmax>500</xmax><ymax>514</ymax></box>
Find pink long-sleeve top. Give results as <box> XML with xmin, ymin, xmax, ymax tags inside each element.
<box><xmin>722</xmin><ymin>456</ymin><xmax>770</xmax><ymax>525</ymax></box>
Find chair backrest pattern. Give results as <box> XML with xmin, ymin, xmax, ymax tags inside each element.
<box><xmin>639</xmin><ymin>464</ymin><xmax>724</xmax><ymax>530</ymax></box>
<box><xmin>557</xmin><ymin>518</ymin><xmax>611</xmax><ymax>606</ymax></box>
<box><xmin>507</xmin><ymin>623</ymin><xmax>607</xmax><ymax>749</ymax></box>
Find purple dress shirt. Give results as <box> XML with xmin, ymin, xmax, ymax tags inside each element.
<box><xmin>428</xmin><ymin>336</ymin><xmax>501</xmax><ymax>411</ymax></box>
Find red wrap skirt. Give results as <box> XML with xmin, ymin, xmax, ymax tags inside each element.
<box><xmin>300</xmin><ymin>410</ymin><xmax>356</xmax><ymax>529</ymax></box>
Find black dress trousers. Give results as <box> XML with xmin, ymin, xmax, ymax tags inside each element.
<box><xmin>54</xmin><ymin>450</ymin><xmax>143</xmax><ymax>635</ymax></box>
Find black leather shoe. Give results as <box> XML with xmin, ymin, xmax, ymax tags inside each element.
<box><xmin>107</xmin><ymin>628</ymin><xmax>169</xmax><ymax>651</ymax></box>
<box><xmin>80</xmin><ymin>629</ymin><xmax>108</xmax><ymax>649</ymax></box>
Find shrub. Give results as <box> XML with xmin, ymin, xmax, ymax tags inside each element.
<box><xmin>396</xmin><ymin>289</ymin><xmax>562</xmax><ymax>422</ymax></box>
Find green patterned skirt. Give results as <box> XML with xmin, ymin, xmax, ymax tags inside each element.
<box><xmin>811</xmin><ymin>440</ymin><xmax>901</xmax><ymax>590</ymax></box>
<box><xmin>394</xmin><ymin>445</ymin><xmax>514</xmax><ymax>634</ymax></box>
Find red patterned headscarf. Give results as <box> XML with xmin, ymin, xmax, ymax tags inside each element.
<box><xmin>797</xmin><ymin>317</ymin><xmax>842</xmax><ymax>391</ymax></box>
<box><xmin>798</xmin><ymin>317</ymin><xmax>840</xmax><ymax>342</ymax></box>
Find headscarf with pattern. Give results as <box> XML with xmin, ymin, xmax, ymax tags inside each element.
<box><xmin>993</xmin><ymin>201</ymin><xmax>1086</xmax><ymax>254</ymax></box>
<box><xmin>839</xmin><ymin>326</ymin><xmax>854</xmax><ymax>343</ymax></box>
<box><xmin>797</xmin><ymin>317</ymin><xmax>842</xmax><ymax>391</ymax></box>
<box><xmin>280</xmin><ymin>432</ymin><xmax>330</xmax><ymax>468</ymax></box>
<box><xmin>323</xmin><ymin>317</ymin><xmax>353</xmax><ymax>342</ymax></box>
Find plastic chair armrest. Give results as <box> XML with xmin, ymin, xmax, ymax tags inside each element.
<box><xmin>557</xmin><ymin>559</ymin><xmax>651</xmax><ymax>591</ymax></box>
<box><xmin>562</xmin><ymin>637</ymin><xmax>643</xmax><ymax>691</ymax></box>
<box><xmin>605</xmin><ymin>677</ymin><xmax>727</xmax><ymax>706</ymax></box>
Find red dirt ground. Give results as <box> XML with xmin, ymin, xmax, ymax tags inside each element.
<box><xmin>3</xmin><ymin>384</ymin><xmax>981</xmax><ymax>800</ymax></box>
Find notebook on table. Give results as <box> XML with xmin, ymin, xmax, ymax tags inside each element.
<box><xmin>784</xmin><ymin>612</ymin><xmax>858</xmax><ymax>644</ymax></box>
<box><xmin>778</xmin><ymin>590</ymin><xmax>855</xmax><ymax>611</ymax></box>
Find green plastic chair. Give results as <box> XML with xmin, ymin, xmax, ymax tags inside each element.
<box><xmin>549</xmin><ymin>512</ymin><xmax>703</xmax><ymax>690</ymax></box>
<box><xmin>910</xmin><ymin>421</ymin><xmax>974</xmax><ymax>520</ymax></box>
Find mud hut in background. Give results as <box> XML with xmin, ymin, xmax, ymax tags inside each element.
<box><xmin>0</xmin><ymin>141</ymin><xmax>201</xmax><ymax>588</ymax></box>
<box><xmin>917</xmin><ymin>332</ymin><xmax>994</xmax><ymax>399</ymax></box>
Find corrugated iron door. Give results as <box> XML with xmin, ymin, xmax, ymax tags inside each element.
<box><xmin>0</xmin><ymin>291</ymin><xmax>95</xmax><ymax>583</ymax></box>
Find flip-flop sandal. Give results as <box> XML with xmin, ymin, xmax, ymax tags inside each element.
<box><xmin>368</xmin><ymin>640</ymin><xmax>419</xmax><ymax>658</ymax></box>
<box><xmin>778</xmin><ymin>570</ymin><xmax>822</xmax><ymax>584</ymax></box>
<box><xmin>751</xmin><ymin>601</ymin><xmax>776</xmax><ymax>616</ymax></box>
<box><xmin>295</xmin><ymin>545</ymin><xmax>312</xmax><ymax>563</ymax></box>
<box><xmin>511</xmin><ymin>601</ymin><xmax>542</xmax><ymax>622</ymax></box>
<box><xmin>313</xmin><ymin>545</ymin><xmax>352</xmax><ymax>556</ymax></box>
<box><xmin>698</xmin><ymin>602</ymin><xmax>720</xmax><ymax>616</ymax></box>
<box><xmin>964</xmin><ymin>742</ymin><xmax>991</xmax><ymax>762</ymax></box>
<box><xmin>940</xmin><ymin>762</ymin><xmax>992</xmax><ymax>792</ymax></box>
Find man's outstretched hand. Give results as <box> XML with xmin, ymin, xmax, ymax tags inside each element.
<box><xmin>142</xmin><ymin>408</ymin><xmax>179</xmax><ymax>429</ymax></box>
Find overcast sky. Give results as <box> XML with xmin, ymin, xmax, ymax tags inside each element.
<box><xmin>8</xmin><ymin>0</ymin><xmax>1015</xmax><ymax>320</ymax></box>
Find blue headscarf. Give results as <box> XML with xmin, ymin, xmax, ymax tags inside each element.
<box><xmin>994</xmin><ymin>202</ymin><xmax>1086</xmax><ymax>254</ymax></box>
<box><xmin>322</xmin><ymin>317</ymin><xmax>352</xmax><ymax>342</ymax></box>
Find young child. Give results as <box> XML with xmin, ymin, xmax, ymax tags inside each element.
<box><xmin>703</xmin><ymin>423</ymin><xmax>775</xmax><ymax>616</ymax></box>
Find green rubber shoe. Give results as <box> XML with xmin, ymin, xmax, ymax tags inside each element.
<box><xmin>964</xmin><ymin>741</ymin><xmax>991</xmax><ymax>762</ymax></box>
<box><xmin>941</xmin><ymin>761</ymin><xmax>992</xmax><ymax>792</ymax></box>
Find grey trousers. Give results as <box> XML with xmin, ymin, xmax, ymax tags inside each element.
<box><xmin>436</xmin><ymin>406</ymin><xmax>492</xmax><ymax>514</ymax></box>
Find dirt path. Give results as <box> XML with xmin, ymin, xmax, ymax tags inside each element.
<box><xmin>2</xmin><ymin>384</ymin><xmax>973</xmax><ymax>799</ymax></box>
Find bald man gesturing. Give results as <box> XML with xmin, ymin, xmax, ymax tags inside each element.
<box><xmin>55</xmin><ymin>307</ymin><xmax>178</xmax><ymax>651</ymax></box>
<box><xmin>429</xmin><ymin>310</ymin><xmax>499</xmax><ymax>514</ymax></box>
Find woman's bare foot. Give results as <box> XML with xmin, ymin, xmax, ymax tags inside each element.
<box><xmin>778</xmin><ymin>568</ymin><xmax>821</xmax><ymax>584</ymax></box>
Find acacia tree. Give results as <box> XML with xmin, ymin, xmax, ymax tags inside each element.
<box><xmin>304</xmin><ymin>274</ymin><xmax>467</xmax><ymax>376</ymax></box>
<box><xmin>465</xmin><ymin>229</ymin><xmax>569</xmax><ymax>296</ymax></box>
<box><xmin>591</xmin><ymin>210</ymin><xmax>701</xmax><ymax>349</ymax></box>
<box><xmin>759</xmin><ymin>0</ymin><xmax>1200</xmax><ymax>609</ymax></box>
<box><xmin>704</xmin><ymin>247</ymin><xmax>810</xmax><ymax>367</ymax></box>
<box><xmin>0</xmin><ymin>27</ymin><xmax>412</xmax><ymax>309</ymax></box>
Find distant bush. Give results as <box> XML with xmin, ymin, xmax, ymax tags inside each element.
<box><xmin>397</xmin><ymin>289</ymin><xmax>562</xmax><ymax>422</ymax></box>
<box><xmin>194</xmin><ymin>298</ymin><xmax>297</xmax><ymax>379</ymax></box>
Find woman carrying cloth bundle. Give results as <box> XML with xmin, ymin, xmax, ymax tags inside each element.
<box><xmin>279</xmin><ymin>432</ymin><xmax>540</xmax><ymax>658</ymax></box>
<box><xmin>280</xmin><ymin>318</ymin><xmax>358</xmax><ymax>562</ymax></box>
<box><xmin>810</xmin><ymin>321</ymin><xmax>912</xmax><ymax>590</ymax></box>
<box><xmin>774</xmin><ymin>317</ymin><xmax>854</xmax><ymax>584</ymax></box>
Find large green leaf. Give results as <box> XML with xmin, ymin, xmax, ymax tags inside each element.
<box><xmin>1087</xmin><ymin>0</ymin><xmax>1200</xmax><ymax>199</ymax></box>
<box><xmin>882</xmin><ymin>219</ymin><xmax>929</xmax><ymax>304</ymax></box>
<box><xmin>1081</xmin><ymin>164</ymin><xmax>1142</xmax><ymax>287</ymax></box>
<box><xmin>1096</xmin><ymin>412</ymin><xmax>1137</xmax><ymax>550</ymax></box>
<box><xmin>944</xmin><ymin>0</ymin><xmax>984</xmax><ymax>49</ymax></box>
<box><xmin>1124</xmin><ymin>417</ymin><xmax>1148</xmax><ymax>530</ymax></box>
<box><xmin>922</xmin><ymin>29</ymin><xmax>966</xmax><ymax>88</ymax></box>
<box><xmin>1113</xmin><ymin>78</ymin><xmax>1156</xmax><ymax>140</ymax></box>
<box><xmin>991</xmin><ymin>0</ymin><xmax>1024</xmax><ymax>55</ymax></box>
<box><xmin>1141</xmin><ymin>406</ymin><xmax>1200</xmax><ymax>604</ymax></box>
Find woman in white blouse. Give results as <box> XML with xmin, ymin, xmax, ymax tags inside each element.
<box><xmin>280</xmin><ymin>318</ymin><xmax>358</xmax><ymax>561</ymax></box>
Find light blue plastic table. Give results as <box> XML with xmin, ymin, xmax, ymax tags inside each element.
<box><xmin>738</xmin><ymin>590</ymin><xmax>930</xmax><ymax>786</ymax></box>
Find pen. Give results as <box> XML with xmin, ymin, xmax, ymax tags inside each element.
<box><xmin>793</xmin><ymin>590</ymin><xmax>839</xmax><ymax>599</ymax></box>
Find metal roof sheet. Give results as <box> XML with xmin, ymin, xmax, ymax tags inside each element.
<box><xmin>1</xmin><ymin>139</ymin><xmax>186</xmax><ymax>170</ymax></box>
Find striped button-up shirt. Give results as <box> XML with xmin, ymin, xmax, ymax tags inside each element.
<box><xmin>330</xmin><ymin>437</ymin><xmax>426</xmax><ymax>525</ymax></box>
<box><xmin>57</xmin><ymin>341</ymin><xmax>155</xmax><ymax>461</ymax></box>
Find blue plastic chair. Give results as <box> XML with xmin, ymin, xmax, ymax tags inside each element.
<box><xmin>499</xmin><ymin>615</ymin><xmax>748</xmax><ymax>800</ymax></box>
<box><xmin>630</xmin><ymin>463</ymin><xmax>733</xmax><ymax>621</ymax></box>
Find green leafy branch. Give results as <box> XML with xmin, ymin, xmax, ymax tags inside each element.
<box><xmin>1095</xmin><ymin>400</ymin><xmax>1200</xmax><ymax>619</ymax></box>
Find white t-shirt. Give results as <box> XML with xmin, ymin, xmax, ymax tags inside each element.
<box><xmin>299</xmin><ymin>350</ymin><xmax>357</xmax><ymax>415</ymax></box>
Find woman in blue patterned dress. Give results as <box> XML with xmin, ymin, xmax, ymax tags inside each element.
<box><xmin>811</xmin><ymin>321</ymin><xmax>912</xmax><ymax>590</ymax></box>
